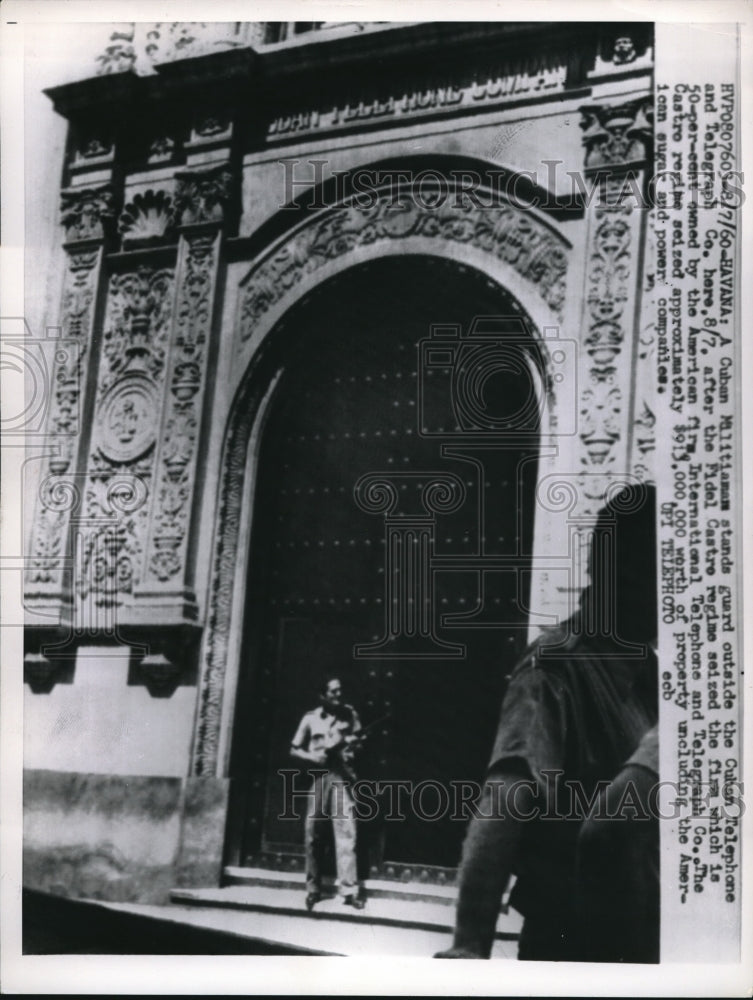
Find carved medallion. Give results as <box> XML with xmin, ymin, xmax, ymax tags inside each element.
<box><xmin>97</xmin><ymin>373</ymin><xmax>158</xmax><ymax>463</ymax></box>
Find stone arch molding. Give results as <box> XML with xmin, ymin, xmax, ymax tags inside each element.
<box><xmin>235</xmin><ymin>173</ymin><xmax>572</xmax><ymax>361</ymax></box>
<box><xmin>192</xmin><ymin>174</ymin><xmax>574</xmax><ymax>776</ymax></box>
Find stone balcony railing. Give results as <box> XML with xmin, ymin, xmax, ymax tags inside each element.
<box><xmin>95</xmin><ymin>22</ymin><xmax>395</xmax><ymax>76</ymax></box>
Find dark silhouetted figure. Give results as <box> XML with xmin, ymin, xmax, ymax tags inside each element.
<box><xmin>436</xmin><ymin>484</ymin><xmax>659</xmax><ymax>961</ymax></box>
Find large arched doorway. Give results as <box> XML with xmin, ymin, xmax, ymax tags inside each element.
<box><xmin>229</xmin><ymin>255</ymin><xmax>543</xmax><ymax>878</ymax></box>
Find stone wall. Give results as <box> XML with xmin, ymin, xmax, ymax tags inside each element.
<box><xmin>24</xmin><ymin>770</ymin><xmax>228</xmax><ymax>904</ymax></box>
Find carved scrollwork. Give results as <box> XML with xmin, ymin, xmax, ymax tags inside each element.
<box><xmin>102</xmin><ymin>267</ymin><xmax>173</xmax><ymax>383</ymax></box>
<box><xmin>580</xmin><ymin>98</ymin><xmax>653</xmax><ymax>170</ymax></box>
<box><xmin>574</xmin><ymin>94</ymin><xmax>652</xmax><ymax>512</ymax></box>
<box><xmin>577</xmin><ymin>204</ymin><xmax>632</xmax><ymax>474</ymax></box>
<box><xmin>240</xmin><ymin>190</ymin><xmax>569</xmax><ymax>340</ymax></box>
<box><xmin>631</xmin><ymin>215</ymin><xmax>657</xmax><ymax>483</ymax></box>
<box><xmin>76</xmin><ymin>519</ymin><xmax>145</xmax><ymax>605</ymax></box>
<box><xmin>584</xmin><ymin>208</ymin><xmax>632</xmax><ymax>378</ymax></box>
<box><xmin>579</xmin><ymin>381</ymin><xmax>622</xmax><ymax>466</ymax></box>
<box><xmin>173</xmin><ymin>166</ymin><xmax>234</xmax><ymax>226</ymax></box>
<box><xmin>146</xmin><ymin>232</ymin><xmax>218</xmax><ymax>584</ymax></box>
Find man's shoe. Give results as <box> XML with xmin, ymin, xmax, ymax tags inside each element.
<box><xmin>342</xmin><ymin>894</ymin><xmax>365</xmax><ymax>910</ymax></box>
<box><xmin>305</xmin><ymin>891</ymin><xmax>322</xmax><ymax>911</ymax></box>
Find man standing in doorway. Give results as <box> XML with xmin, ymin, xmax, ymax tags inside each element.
<box><xmin>290</xmin><ymin>677</ymin><xmax>365</xmax><ymax>911</ymax></box>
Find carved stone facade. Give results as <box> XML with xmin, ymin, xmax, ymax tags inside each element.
<box><xmin>27</xmin><ymin>100</ymin><xmax>235</xmax><ymax>642</ymax></box>
<box><xmin>25</xmin><ymin>21</ymin><xmax>655</xmax><ymax>901</ymax></box>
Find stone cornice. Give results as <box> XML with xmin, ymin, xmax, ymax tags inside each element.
<box><xmin>44</xmin><ymin>47</ymin><xmax>257</xmax><ymax>119</ymax></box>
<box><xmin>45</xmin><ymin>21</ymin><xmax>653</xmax><ymax>122</ymax></box>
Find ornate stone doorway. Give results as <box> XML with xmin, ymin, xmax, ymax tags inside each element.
<box><xmin>227</xmin><ymin>255</ymin><xmax>543</xmax><ymax>877</ymax></box>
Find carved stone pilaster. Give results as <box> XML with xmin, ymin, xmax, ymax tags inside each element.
<box><xmin>25</xmin><ymin>181</ymin><xmax>124</xmax><ymax>618</ymax></box>
<box><xmin>134</xmin><ymin>178</ymin><xmax>230</xmax><ymax>618</ymax></box>
<box><xmin>575</xmin><ymin>96</ymin><xmax>653</xmax><ymax>517</ymax></box>
<box><xmin>142</xmin><ymin>230</ymin><xmax>219</xmax><ymax>599</ymax></box>
<box><xmin>630</xmin><ymin>213</ymin><xmax>657</xmax><ymax>483</ymax></box>
<box><xmin>25</xmin><ymin>246</ymin><xmax>104</xmax><ymax>612</ymax></box>
<box><xmin>74</xmin><ymin>265</ymin><xmax>174</xmax><ymax>625</ymax></box>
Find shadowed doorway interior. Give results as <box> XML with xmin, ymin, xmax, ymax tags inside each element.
<box><xmin>230</xmin><ymin>255</ymin><xmax>541</xmax><ymax>878</ymax></box>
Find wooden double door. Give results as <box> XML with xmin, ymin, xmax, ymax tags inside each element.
<box><xmin>230</xmin><ymin>256</ymin><xmax>539</xmax><ymax>876</ymax></box>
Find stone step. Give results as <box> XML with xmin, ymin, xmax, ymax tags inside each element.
<box><xmin>111</xmin><ymin>898</ymin><xmax>519</xmax><ymax>958</ymax></box>
<box><xmin>170</xmin><ymin>882</ymin><xmax>522</xmax><ymax>947</ymax></box>
<box><xmin>223</xmin><ymin>865</ymin><xmax>459</xmax><ymax>906</ymax></box>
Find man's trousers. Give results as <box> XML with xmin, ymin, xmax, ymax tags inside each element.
<box><xmin>305</xmin><ymin>771</ymin><xmax>358</xmax><ymax>897</ymax></box>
